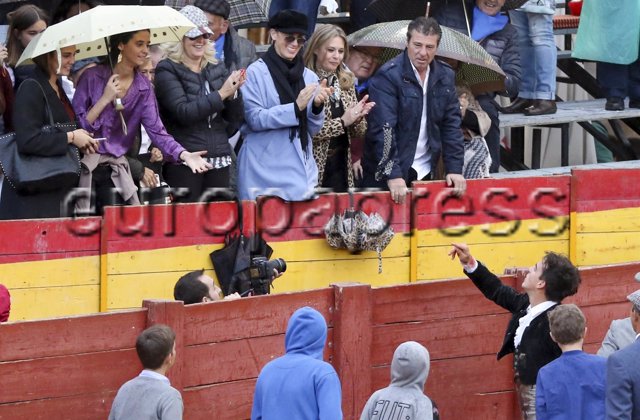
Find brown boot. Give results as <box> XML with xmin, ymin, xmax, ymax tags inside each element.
<box><xmin>524</xmin><ymin>99</ymin><xmax>557</xmax><ymax>116</ymax></box>
<box><xmin>501</xmin><ymin>97</ymin><xmax>535</xmax><ymax>114</ymax></box>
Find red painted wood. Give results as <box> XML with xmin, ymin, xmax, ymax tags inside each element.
<box><xmin>182</xmin><ymin>378</ymin><xmax>256</xmax><ymax>420</ymax></box>
<box><xmin>0</xmin><ymin>349</ymin><xmax>139</xmax><ymax>404</ymax></box>
<box><xmin>572</xmin><ymin>168</ymin><xmax>640</xmax><ymax>202</ymax></box>
<box><xmin>0</xmin><ymin>391</ymin><xmax>115</xmax><ymax>420</ymax></box>
<box><xmin>332</xmin><ymin>283</ymin><xmax>373</xmax><ymax>419</ymax></box>
<box><xmin>0</xmin><ymin>250</ymin><xmax>100</xmax><ymax>264</ymax></box>
<box><xmin>573</xmin><ymin>199</ymin><xmax>640</xmax><ymax>213</ymax></box>
<box><xmin>0</xmin><ymin>310</ymin><xmax>146</xmax><ymax>362</ymax></box>
<box><xmin>182</xmin><ymin>289</ymin><xmax>333</xmax><ymax>345</ymax></box>
<box><xmin>568</xmin><ymin>263</ymin><xmax>640</xmax><ymax>307</ymax></box>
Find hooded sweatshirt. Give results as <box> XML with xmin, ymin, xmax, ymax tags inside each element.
<box><xmin>251</xmin><ymin>306</ymin><xmax>343</xmax><ymax>420</ymax></box>
<box><xmin>360</xmin><ymin>341</ymin><xmax>436</xmax><ymax>420</ymax></box>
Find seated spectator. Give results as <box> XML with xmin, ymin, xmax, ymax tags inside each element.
<box><xmin>598</xmin><ymin>316</ymin><xmax>636</xmax><ymax>358</ymax></box>
<box><xmin>251</xmin><ymin>306</ymin><xmax>343</xmax><ymax>420</ymax></box>
<box><xmin>174</xmin><ymin>269</ymin><xmax>240</xmax><ymax>303</ymax></box>
<box><xmin>0</xmin><ymin>284</ymin><xmax>10</xmax><ymax>322</ymax></box>
<box><xmin>344</xmin><ymin>45</ymin><xmax>381</xmax><ymax>98</ymax></box>
<box><xmin>108</xmin><ymin>324</ymin><xmax>183</xmax><ymax>420</ymax></box>
<box><xmin>360</xmin><ymin>341</ymin><xmax>440</xmax><ymax>420</ymax></box>
<box><xmin>535</xmin><ymin>304</ymin><xmax>607</xmax><ymax>419</ymax></box>
<box><xmin>457</xmin><ymin>83</ymin><xmax>492</xmax><ymax>179</ymax></box>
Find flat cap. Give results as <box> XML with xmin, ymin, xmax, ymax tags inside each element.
<box><xmin>268</xmin><ymin>9</ymin><xmax>308</xmax><ymax>36</ymax></box>
<box><xmin>194</xmin><ymin>0</ymin><xmax>231</xmax><ymax>20</ymax></box>
<box><xmin>628</xmin><ymin>288</ymin><xmax>640</xmax><ymax>308</ymax></box>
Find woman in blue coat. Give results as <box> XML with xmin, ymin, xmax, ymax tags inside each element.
<box><xmin>238</xmin><ymin>9</ymin><xmax>331</xmax><ymax>201</ymax></box>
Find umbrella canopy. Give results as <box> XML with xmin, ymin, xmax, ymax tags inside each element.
<box><xmin>228</xmin><ymin>0</ymin><xmax>272</xmax><ymax>28</ymax></box>
<box><xmin>17</xmin><ymin>5</ymin><xmax>195</xmax><ymax>65</ymax></box>
<box><xmin>347</xmin><ymin>20</ymin><xmax>506</xmax><ymax>94</ymax></box>
<box><xmin>365</xmin><ymin>0</ymin><xmax>528</xmax><ymax>22</ymax></box>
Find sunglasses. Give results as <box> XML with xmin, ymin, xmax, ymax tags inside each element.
<box><xmin>283</xmin><ymin>34</ymin><xmax>307</xmax><ymax>45</ymax></box>
<box><xmin>188</xmin><ymin>32</ymin><xmax>212</xmax><ymax>41</ymax></box>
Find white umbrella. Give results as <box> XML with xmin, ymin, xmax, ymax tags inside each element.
<box><xmin>17</xmin><ymin>5</ymin><xmax>195</xmax><ymax>65</ymax></box>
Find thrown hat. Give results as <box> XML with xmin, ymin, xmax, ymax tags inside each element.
<box><xmin>180</xmin><ymin>5</ymin><xmax>214</xmax><ymax>39</ymax></box>
<box><xmin>268</xmin><ymin>9</ymin><xmax>308</xmax><ymax>36</ymax></box>
<box><xmin>194</xmin><ymin>0</ymin><xmax>230</xmax><ymax>20</ymax></box>
<box><xmin>628</xmin><ymin>289</ymin><xmax>640</xmax><ymax>309</ymax></box>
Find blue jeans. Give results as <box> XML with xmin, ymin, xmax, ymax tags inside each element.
<box><xmin>509</xmin><ymin>10</ymin><xmax>557</xmax><ymax>100</ymax></box>
<box><xmin>269</xmin><ymin>0</ymin><xmax>321</xmax><ymax>36</ymax></box>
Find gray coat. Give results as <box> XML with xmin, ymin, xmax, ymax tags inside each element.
<box><xmin>598</xmin><ymin>317</ymin><xmax>636</xmax><ymax>358</ymax></box>
<box><xmin>223</xmin><ymin>26</ymin><xmax>258</xmax><ymax>72</ymax></box>
<box><xmin>606</xmin><ymin>338</ymin><xmax>640</xmax><ymax>419</ymax></box>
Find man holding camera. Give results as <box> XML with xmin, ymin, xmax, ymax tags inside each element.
<box><xmin>174</xmin><ymin>270</ymin><xmax>240</xmax><ymax>303</ymax></box>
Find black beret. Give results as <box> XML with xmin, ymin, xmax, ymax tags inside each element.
<box><xmin>268</xmin><ymin>9</ymin><xmax>308</xmax><ymax>36</ymax></box>
<box><xmin>194</xmin><ymin>0</ymin><xmax>231</xmax><ymax>19</ymax></box>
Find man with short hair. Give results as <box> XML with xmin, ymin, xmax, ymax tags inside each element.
<box><xmin>363</xmin><ymin>17</ymin><xmax>466</xmax><ymax>205</ymax></box>
<box><xmin>449</xmin><ymin>243</ymin><xmax>581</xmax><ymax>420</ymax></box>
<box><xmin>606</xmin><ymin>289</ymin><xmax>640</xmax><ymax>419</ymax></box>
<box><xmin>174</xmin><ymin>269</ymin><xmax>237</xmax><ymax>303</ymax></box>
<box><xmin>344</xmin><ymin>46</ymin><xmax>381</xmax><ymax>98</ymax></box>
<box><xmin>194</xmin><ymin>0</ymin><xmax>258</xmax><ymax>72</ymax></box>
<box><xmin>108</xmin><ymin>324</ymin><xmax>183</xmax><ymax>420</ymax></box>
<box><xmin>535</xmin><ymin>304</ymin><xmax>607</xmax><ymax>419</ymax></box>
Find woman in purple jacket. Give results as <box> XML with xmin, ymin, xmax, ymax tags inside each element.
<box><xmin>73</xmin><ymin>30</ymin><xmax>211</xmax><ymax>213</ymax></box>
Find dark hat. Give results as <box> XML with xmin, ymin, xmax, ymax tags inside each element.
<box><xmin>194</xmin><ymin>0</ymin><xmax>231</xmax><ymax>20</ymax></box>
<box><xmin>268</xmin><ymin>9</ymin><xmax>308</xmax><ymax>36</ymax></box>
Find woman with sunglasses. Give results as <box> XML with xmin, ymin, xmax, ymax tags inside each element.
<box><xmin>303</xmin><ymin>24</ymin><xmax>375</xmax><ymax>192</ymax></box>
<box><xmin>73</xmin><ymin>29</ymin><xmax>212</xmax><ymax>214</ymax></box>
<box><xmin>237</xmin><ymin>9</ymin><xmax>332</xmax><ymax>201</ymax></box>
<box><xmin>154</xmin><ymin>5</ymin><xmax>244</xmax><ymax>202</ymax></box>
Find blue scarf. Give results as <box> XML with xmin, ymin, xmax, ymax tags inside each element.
<box><xmin>471</xmin><ymin>6</ymin><xmax>508</xmax><ymax>41</ymax></box>
<box><xmin>215</xmin><ymin>34</ymin><xmax>226</xmax><ymax>61</ymax></box>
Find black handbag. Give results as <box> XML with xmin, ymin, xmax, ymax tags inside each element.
<box><xmin>0</xmin><ymin>80</ymin><xmax>80</xmax><ymax>193</ymax></box>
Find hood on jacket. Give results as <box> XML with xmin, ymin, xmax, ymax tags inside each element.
<box><xmin>390</xmin><ymin>341</ymin><xmax>430</xmax><ymax>391</ymax></box>
<box><xmin>284</xmin><ymin>306</ymin><xmax>327</xmax><ymax>359</ymax></box>
<box><xmin>0</xmin><ymin>284</ymin><xmax>10</xmax><ymax>322</ymax></box>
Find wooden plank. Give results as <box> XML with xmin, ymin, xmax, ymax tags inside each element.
<box><xmin>370</xmin><ymin>313</ymin><xmax>511</xmax><ymax>366</ymax></box>
<box><xmin>106</xmin><ymin>245</ymin><xmax>217</xmax><ymax>275</ymax></box>
<box><xmin>106</xmin><ymin>272</ymin><xmax>185</xmax><ymax>309</ymax></box>
<box><xmin>0</xmin><ymin>255</ymin><xmax>99</xmax><ymax>289</ymax></box>
<box><xmin>0</xmin><ymin>250</ymin><xmax>98</xmax><ymax>265</ymax></box>
<box><xmin>571</xmin><ymin>167</ymin><xmax>640</xmax><ymax>202</ymax></box>
<box><xmin>182</xmin><ymin>378</ymin><xmax>256</xmax><ymax>420</ymax></box>
<box><xmin>371</xmin><ymin>277</ymin><xmax>515</xmax><ymax>325</ymax></box>
<box><xmin>270</xmin><ymin>236</ymin><xmax>410</xmax><ymax>260</ymax></box>
<box><xmin>566</xmin><ymin>262</ymin><xmax>640</xmax><ymax>307</ymax></box>
<box><xmin>580</xmin><ymin>302</ymin><xmax>632</xmax><ymax>347</ymax></box>
<box><xmin>416</xmin><ymin>240</ymin><xmax>568</xmax><ymax>281</ymax></box>
<box><xmin>0</xmin><ymin>309</ymin><xmax>146</xmax><ymax>361</ymax></box>
<box><xmin>575</xmin><ymin>232</ymin><xmax>640</xmax><ymax>266</ymax></box>
<box><xmin>575</xmin><ymin>208</ymin><xmax>640</xmax><ymax>233</ymax></box>
<box><xmin>182</xmin><ymin>289</ymin><xmax>333</xmax><ymax>345</ymax></box>
<box><xmin>0</xmin><ymin>349</ymin><xmax>140</xmax><ymax>404</ymax></box>
<box><xmin>144</xmin><ymin>300</ymin><xmax>185</xmax><ymax>391</ymax></box>
<box><xmin>0</xmin><ymin>391</ymin><xmax>115</xmax><ymax>420</ymax></box>
<box><xmin>7</xmin><ymin>285</ymin><xmax>100</xmax><ymax>321</ymax></box>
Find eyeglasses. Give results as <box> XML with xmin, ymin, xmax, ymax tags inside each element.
<box><xmin>351</xmin><ymin>47</ymin><xmax>380</xmax><ymax>63</ymax></box>
<box><xmin>283</xmin><ymin>34</ymin><xmax>307</xmax><ymax>45</ymax></box>
<box><xmin>188</xmin><ymin>32</ymin><xmax>212</xmax><ymax>41</ymax></box>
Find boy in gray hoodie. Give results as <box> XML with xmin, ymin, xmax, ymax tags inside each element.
<box><xmin>360</xmin><ymin>341</ymin><xmax>439</xmax><ymax>420</ymax></box>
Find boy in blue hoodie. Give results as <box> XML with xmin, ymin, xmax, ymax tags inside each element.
<box><xmin>251</xmin><ymin>306</ymin><xmax>343</xmax><ymax>420</ymax></box>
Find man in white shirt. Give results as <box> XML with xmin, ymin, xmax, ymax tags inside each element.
<box><xmin>449</xmin><ymin>243</ymin><xmax>581</xmax><ymax>420</ymax></box>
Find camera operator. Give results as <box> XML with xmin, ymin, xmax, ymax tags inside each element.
<box><xmin>174</xmin><ymin>269</ymin><xmax>241</xmax><ymax>304</ymax></box>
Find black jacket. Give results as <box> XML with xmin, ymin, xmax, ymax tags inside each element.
<box><xmin>467</xmin><ymin>263</ymin><xmax>561</xmax><ymax>385</ymax></box>
<box><xmin>154</xmin><ymin>59</ymin><xmax>243</xmax><ymax>159</ymax></box>
<box><xmin>222</xmin><ymin>26</ymin><xmax>258</xmax><ymax>73</ymax></box>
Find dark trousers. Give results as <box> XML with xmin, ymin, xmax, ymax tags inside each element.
<box><xmin>92</xmin><ymin>165</ymin><xmax>125</xmax><ymax>216</ymax></box>
<box><xmin>163</xmin><ymin>163</ymin><xmax>230</xmax><ymax>203</ymax></box>
<box><xmin>597</xmin><ymin>59</ymin><xmax>640</xmax><ymax>100</ymax></box>
<box><xmin>477</xmin><ymin>95</ymin><xmax>501</xmax><ymax>173</ymax></box>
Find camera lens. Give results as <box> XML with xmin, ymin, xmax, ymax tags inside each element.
<box><xmin>274</xmin><ymin>258</ymin><xmax>286</xmax><ymax>273</ymax></box>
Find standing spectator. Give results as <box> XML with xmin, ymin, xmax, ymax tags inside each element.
<box><xmin>535</xmin><ymin>304</ymin><xmax>607</xmax><ymax>419</ymax></box>
<box><xmin>154</xmin><ymin>5</ymin><xmax>244</xmax><ymax>203</ymax></box>
<box><xmin>572</xmin><ymin>0</ymin><xmax>640</xmax><ymax>111</ymax></box>
<box><xmin>606</xmin><ymin>289</ymin><xmax>640</xmax><ymax>420</ymax></box>
<box><xmin>501</xmin><ymin>0</ymin><xmax>557</xmax><ymax>116</ymax></box>
<box><xmin>251</xmin><ymin>306</ymin><xmax>343</xmax><ymax>420</ymax></box>
<box><xmin>362</xmin><ymin>17</ymin><xmax>466</xmax><ymax>204</ymax></box>
<box><xmin>349</xmin><ymin>0</ymin><xmax>377</xmax><ymax>32</ymax></box>
<box><xmin>195</xmin><ymin>0</ymin><xmax>258</xmax><ymax>72</ymax></box>
<box><xmin>0</xmin><ymin>284</ymin><xmax>10</xmax><ymax>322</ymax></box>
<box><xmin>0</xmin><ymin>46</ymin><xmax>99</xmax><ymax>220</ymax></box>
<box><xmin>51</xmin><ymin>0</ymin><xmax>102</xmax><ymax>24</ymax></box>
<box><xmin>360</xmin><ymin>341</ymin><xmax>439</xmax><ymax>420</ymax></box>
<box><xmin>303</xmin><ymin>24</ymin><xmax>374</xmax><ymax>191</ymax></box>
<box><xmin>434</xmin><ymin>0</ymin><xmax>521</xmax><ymax>172</ymax></box>
<box><xmin>108</xmin><ymin>324</ymin><xmax>183</xmax><ymax>420</ymax></box>
<box><xmin>72</xmin><ymin>29</ymin><xmax>212</xmax><ymax>214</ymax></box>
<box><xmin>448</xmin><ymin>243</ymin><xmax>581</xmax><ymax>420</ymax></box>
<box><xmin>598</xmin><ymin>316</ymin><xmax>636</xmax><ymax>358</ymax></box>
<box><xmin>269</xmin><ymin>0</ymin><xmax>322</xmax><ymax>37</ymax></box>
<box><xmin>237</xmin><ymin>10</ymin><xmax>331</xmax><ymax>201</ymax></box>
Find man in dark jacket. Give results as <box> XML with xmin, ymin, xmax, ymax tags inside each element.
<box><xmin>362</xmin><ymin>17</ymin><xmax>466</xmax><ymax>204</ymax></box>
<box><xmin>449</xmin><ymin>243</ymin><xmax>581</xmax><ymax>420</ymax></box>
<box><xmin>434</xmin><ymin>0</ymin><xmax>521</xmax><ymax>172</ymax></box>
<box><xmin>195</xmin><ymin>0</ymin><xmax>258</xmax><ymax>72</ymax></box>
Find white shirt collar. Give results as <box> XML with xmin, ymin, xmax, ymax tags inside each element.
<box><xmin>514</xmin><ymin>300</ymin><xmax>557</xmax><ymax>348</ymax></box>
<box><xmin>410</xmin><ymin>60</ymin><xmax>430</xmax><ymax>88</ymax></box>
<box><xmin>138</xmin><ymin>369</ymin><xmax>170</xmax><ymax>384</ymax></box>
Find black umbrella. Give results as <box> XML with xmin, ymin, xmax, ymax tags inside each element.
<box><xmin>365</xmin><ymin>0</ymin><xmax>528</xmax><ymax>23</ymax></box>
<box><xmin>209</xmin><ymin>199</ymin><xmax>274</xmax><ymax>297</ymax></box>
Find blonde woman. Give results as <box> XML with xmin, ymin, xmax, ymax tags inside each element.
<box><xmin>154</xmin><ymin>5</ymin><xmax>245</xmax><ymax>202</ymax></box>
<box><xmin>303</xmin><ymin>24</ymin><xmax>374</xmax><ymax>191</ymax></box>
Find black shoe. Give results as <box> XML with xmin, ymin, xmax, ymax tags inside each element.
<box><xmin>629</xmin><ymin>99</ymin><xmax>640</xmax><ymax>109</ymax></box>
<box><xmin>501</xmin><ymin>97</ymin><xmax>535</xmax><ymax>114</ymax></box>
<box><xmin>524</xmin><ymin>99</ymin><xmax>557</xmax><ymax>116</ymax></box>
<box><xmin>605</xmin><ymin>97</ymin><xmax>625</xmax><ymax>111</ymax></box>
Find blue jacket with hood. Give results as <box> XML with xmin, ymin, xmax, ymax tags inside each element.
<box><xmin>251</xmin><ymin>306</ymin><xmax>343</xmax><ymax>420</ymax></box>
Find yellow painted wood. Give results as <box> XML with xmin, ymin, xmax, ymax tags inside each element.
<box><xmin>575</xmin><ymin>208</ymin><xmax>640</xmax><ymax>233</ymax></box>
<box><xmin>0</xmin><ymin>256</ymin><xmax>99</xmax><ymax>289</ymax></box>
<box><xmin>8</xmin><ymin>285</ymin><xmax>99</xmax><ymax>321</ymax></box>
<box><xmin>575</xmin><ymin>232</ymin><xmax>640</xmax><ymax>266</ymax></box>
<box><xmin>416</xmin><ymin>217</ymin><xmax>570</xmax><ymax>247</ymax></box>
<box><xmin>410</xmin><ymin>228</ymin><xmax>418</xmax><ymax>283</ymax></box>
<box><xmin>416</xmin><ymin>240</ymin><xmax>569</xmax><ymax>281</ymax></box>
<box><xmin>569</xmin><ymin>211</ymin><xmax>578</xmax><ymax>265</ymax></box>
<box><xmin>270</xmin><ymin>236</ymin><xmax>409</xmax><ymax>260</ymax></box>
